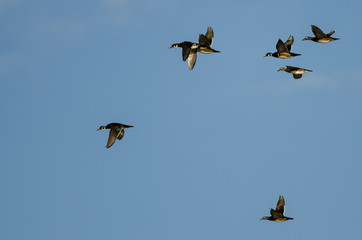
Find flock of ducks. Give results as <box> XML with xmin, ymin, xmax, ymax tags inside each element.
<box><xmin>97</xmin><ymin>24</ymin><xmax>340</xmax><ymax>222</ymax></box>
<box><xmin>264</xmin><ymin>25</ymin><xmax>339</xmax><ymax>79</ymax></box>
<box><xmin>169</xmin><ymin>25</ymin><xmax>339</xmax><ymax>80</ymax></box>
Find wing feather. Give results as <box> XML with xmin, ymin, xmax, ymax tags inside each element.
<box><xmin>276</xmin><ymin>39</ymin><xmax>288</xmax><ymax>53</ymax></box>
<box><xmin>284</xmin><ymin>35</ymin><xmax>294</xmax><ymax>52</ymax></box>
<box><xmin>276</xmin><ymin>195</ymin><xmax>285</xmax><ymax>215</ymax></box>
<box><xmin>312</xmin><ymin>25</ymin><xmax>326</xmax><ymax>38</ymax></box>
<box><xmin>187</xmin><ymin>48</ymin><xmax>197</xmax><ymax>70</ymax></box>
<box><xmin>106</xmin><ymin>128</ymin><xmax>118</xmax><ymax>148</ymax></box>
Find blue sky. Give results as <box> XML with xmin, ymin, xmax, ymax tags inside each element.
<box><xmin>1</xmin><ymin>0</ymin><xmax>362</xmax><ymax>239</ymax></box>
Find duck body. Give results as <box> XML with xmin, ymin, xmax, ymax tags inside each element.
<box><xmin>266</xmin><ymin>51</ymin><xmax>301</xmax><ymax>59</ymax></box>
<box><xmin>303</xmin><ymin>25</ymin><xmax>340</xmax><ymax>43</ymax></box>
<box><xmin>278</xmin><ymin>65</ymin><xmax>312</xmax><ymax>79</ymax></box>
<box><xmin>260</xmin><ymin>195</ymin><xmax>294</xmax><ymax>222</ymax></box>
<box><xmin>264</xmin><ymin>36</ymin><xmax>301</xmax><ymax>59</ymax></box>
<box><xmin>97</xmin><ymin>122</ymin><xmax>133</xmax><ymax>148</ymax></box>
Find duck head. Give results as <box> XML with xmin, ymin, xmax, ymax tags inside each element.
<box><xmin>97</xmin><ymin>126</ymin><xmax>106</xmax><ymax>131</ymax></box>
<box><xmin>302</xmin><ymin>36</ymin><xmax>313</xmax><ymax>41</ymax></box>
<box><xmin>278</xmin><ymin>67</ymin><xmax>287</xmax><ymax>72</ymax></box>
<box><xmin>264</xmin><ymin>52</ymin><xmax>272</xmax><ymax>57</ymax></box>
<box><xmin>169</xmin><ymin>43</ymin><xmax>179</xmax><ymax>48</ymax></box>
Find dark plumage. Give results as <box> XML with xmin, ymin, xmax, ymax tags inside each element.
<box><xmin>198</xmin><ymin>27</ymin><xmax>220</xmax><ymax>54</ymax></box>
<box><xmin>169</xmin><ymin>27</ymin><xmax>219</xmax><ymax>70</ymax></box>
<box><xmin>264</xmin><ymin>36</ymin><xmax>301</xmax><ymax>59</ymax></box>
<box><xmin>303</xmin><ymin>25</ymin><xmax>340</xmax><ymax>43</ymax></box>
<box><xmin>169</xmin><ymin>41</ymin><xmax>198</xmax><ymax>70</ymax></box>
<box><xmin>260</xmin><ymin>195</ymin><xmax>294</xmax><ymax>222</ymax></box>
<box><xmin>97</xmin><ymin>123</ymin><xmax>133</xmax><ymax>148</ymax></box>
<box><xmin>278</xmin><ymin>65</ymin><xmax>312</xmax><ymax>79</ymax></box>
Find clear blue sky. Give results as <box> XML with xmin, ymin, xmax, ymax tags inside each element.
<box><xmin>1</xmin><ymin>0</ymin><xmax>362</xmax><ymax>239</ymax></box>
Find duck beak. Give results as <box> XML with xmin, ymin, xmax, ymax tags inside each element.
<box><xmin>97</xmin><ymin>127</ymin><xmax>101</xmax><ymax>131</ymax></box>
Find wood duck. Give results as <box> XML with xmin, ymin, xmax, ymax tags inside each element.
<box><xmin>260</xmin><ymin>195</ymin><xmax>294</xmax><ymax>222</ymax></box>
<box><xmin>169</xmin><ymin>41</ymin><xmax>198</xmax><ymax>70</ymax></box>
<box><xmin>278</xmin><ymin>66</ymin><xmax>312</xmax><ymax>79</ymax></box>
<box><xmin>198</xmin><ymin>27</ymin><xmax>220</xmax><ymax>54</ymax></box>
<box><xmin>264</xmin><ymin>36</ymin><xmax>301</xmax><ymax>59</ymax></box>
<box><xmin>97</xmin><ymin>123</ymin><xmax>133</xmax><ymax>148</ymax></box>
<box><xmin>303</xmin><ymin>25</ymin><xmax>339</xmax><ymax>43</ymax></box>
<box><xmin>169</xmin><ymin>27</ymin><xmax>219</xmax><ymax>70</ymax></box>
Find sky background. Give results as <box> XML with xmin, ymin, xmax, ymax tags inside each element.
<box><xmin>1</xmin><ymin>0</ymin><xmax>362</xmax><ymax>239</ymax></box>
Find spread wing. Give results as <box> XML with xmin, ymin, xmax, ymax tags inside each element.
<box><xmin>270</xmin><ymin>208</ymin><xmax>283</xmax><ymax>219</ymax></box>
<box><xmin>179</xmin><ymin>42</ymin><xmax>194</xmax><ymax>61</ymax></box>
<box><xmin>116</xmin><ymin>128</ymin><xmax>125</xmax><ymax>140</ymax></box>
<box><xmin>199</xmin><ymin>27</ymin><xmax>214</xmax><ymax>47</ymax></box>
<box><xmin>326</xmin><ymin>30</ymin><xmax>335</xmax><ymax>37</ymax></box>
<box><xmin>199</xmin><ymin>34</ymin><xmax>211</xmax><ymax>47</ymax></box>
<box><xmin>187</xmin><ymin>48</ymin><xmax>197</xmax><ymax>70</ymax></box>
<box><xmin>276</xmin><ymin>39</ymin><xmax>288</xmax><ymax>53</ymax></box>
<box><xmin>106</xmin><ymin>128</ymin><xmax>118</xmax><ymax>148</ymax></box>
<box><xmin>205</xmin><ymin>27</ymin><xmax>214</xmax><ymax>46</ymax></box>
<box><xmin>293</xmin><ymin>74</ymin><xmax>302</xmax><ymax>79</ymax></box>
<box><xmin>284</xmin><ymin>35</ymin><xmax>294</xmax><ymax>52</ymax></box>
<box><xmin>311</xmin><ymin>25</ymin><xmax>326</xmax><ymax>38</ymax></box>
<box><xmin>275</xmin><ymin>195</ymin><xmax>285</xmax><ymax>215</ymax></box>
<box><xmin>182</xmin><ymin>47</ymin><xmax>191</xmax><ymax>61</ymax></box>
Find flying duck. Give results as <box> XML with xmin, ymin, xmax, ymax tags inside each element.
<box><xmin>278</xmin><ymin>66</ymin><xmax>312</xmax><ymax>79</ymax></box>
<box><xmin>169</xmin><ymin>27</ymin><xmax>219</xmax><ymax>70</ymax></box>
<box><xmin>260</xmin><ymin>195</ymin><xmax>294</xmax><ymax>222</ymax></box>
<box><xmin>264</xmin><ymin>36</ymin><xmax>301</xmax><ymax>59</ymax></box>
<box><xmin>303</xmin><ymin>25</ymin><xmax>340</xmax><ymax>43</ymax></box>
<box><xmin>97</xmin><ymin>123</ymin><xmax>133</xmax><ymax>148</ymax></box>
<box><xmin>169</xmin><ymin>41</ymin><xmax>199</xmax><ymax>70</ymax></box>
<box><xmin>198</xmin><ymin>27</ymin><xmax>220</xmax><ymax>54</ymax></box>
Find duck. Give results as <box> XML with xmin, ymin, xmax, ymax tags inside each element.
<box><xmin>278</xmin><ymin>66</ymin><xmax>312</xmax><ymax>79</ymax></box>
<box><xmin>260</xmin><ymin>195</ymin><xmax>294</xmax><ymax>222</ymax></box>
<box><xmin>303</xmin><ymin>25</ymin><xmax>339</xmax><ymax>43</ymax></box>
<box><xmin>169</xmin><ymin>41</ymin><xmax>198</xmax><ymax>70</ymax></box>
<box><xmin>169</xmin><ymin>27</ymin><xmax>219</xmax><ymax>70</ymax></box>
<box><xmin>198</xmin><ymin>27</ymin><xmax>220</xmax><ymax>54</ymax></box>
<box><xmin>97</xmin><ymin>123</ymin><xmax>133</xmax><ymax>148</ymax></box>
<box><xmin>264</xmin><ymin>36</ymin><xmax>301</xmax><ymax>59</ymax></box>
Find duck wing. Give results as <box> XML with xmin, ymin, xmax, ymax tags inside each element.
<box><xmin>326</xmin><ymin>30</ymin><xmax>335</xmax><ymax>37</ymax></box>
<box><xmin>286</xmin><ymin>66</ymin><xmax>300</xmax><ymax>72</ymax></box>
<box><xmin>276</xmin><ymin>39</ymin><xmax>288</xmax><ymax>53</ymax></box>
<box><xmin>116</xmin><ymin>128</ymin><xmax>125</xmax><ymax>140</ymax></box>
<box><xmin>179</xmin><ymin>42</ymin><xmax>194</xmax><ymax>61</ymax></box>
<box><xmin>205</xmin><ymin>27</ymin><xmax>214</xmax><ymax>46</ymax></box>
<box><xmin>284</xmin><ymin>35</ymin><xmax>294</xmax><ymax>52</ymax></box>
<box><xmin>311</xmin><ymin>25</ymin><xmax>326</xmax><ymax>38</ymax></box>
<box><xmin>270</xmin><ymin>208</ymin><xmax>283</xmax><ymax>219</ymax></box>
<box><xmin>293</xmin><ymin>74</ymin><xmax>302</xmax><ymax>79</ymax></box>
<box><xmin>275</xmin><ymin>195</ymin><xmax>285</xmax><ymax>215</ymax></box>
<box><xmin>106</xmin><ymin>128</ymin><xmax>118</xmax><ymax>148</ymax></box>
<box><xmin>187</xmin><ymin>47</ymin><xmax>198</xmax><ymax>70</ymax></box>
<box><xmin>199</xmin><ymin>34</ymin><xmax>211</xmax><ymax>47</ymax></box>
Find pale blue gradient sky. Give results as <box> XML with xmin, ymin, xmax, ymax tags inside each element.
<box><xmin>1</xmin><ymin>1</ymin><xmax>362</xmax><ymax>240</ymax></box>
